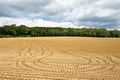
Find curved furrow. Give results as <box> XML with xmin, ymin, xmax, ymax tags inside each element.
<box><xmin>14</xmin><ymin>41</ymin><xmax>67</xmax><ymax>78</ymax></box>
<box><xmin>16</xmin><ymin>40</ymin><xmax>37</xmax><ymax>59</ymax></box>
<box><xmin>74</xmin><ymin>55</ymin><xmax>116</xmax><ymax>74</ymax></box>
<box><xmin>82</xmin><ymin>56</ymin><xmax>114</xmax><ymax>73</ymax></box>
<box><xmin>37</xmin><ymin>43</ymin><xmax>92</xmax><ymax>67</ymax></box>
<box><xmin>31</xmin><ymin>42</ymin><xmax>90</xmax><ymax>76</ymax></box>
<box><xmin>15</xmin><ymin>41</ymin><xmax>54</xmax><ymax>72</ymax></box>
<box><xmin>12</xmin><ymin>40</ymin><xmax>29</xmax><ymax>60</ymax></box>
<box><xmin>25</xmin><ymin>42</ymin><xmax>53</xmax><ymax>71</ymax></box>
<box><xmin>33</xmin><ymin>42</ymin><xmax>54</xmax><ymax>63</ymax></box>
<box><xmin>46</xmin><ymin>43</ymin><xmax>118</xmax><ymax>73</ymax></box>
<box><xmin>15</xmin><ymin>43</ymin><xmax>37</xmax><ymax>71</ymax></box>
<box><xmin>40</xmin><ymin>44</ymin><xmax>119</xmax><ymax>80</ymax></box>
<box><xmin>33</xmin><ymin>42</ymin><xmax>119</xmax><ymax>76</ymax></box>
<box><xmin>6</xmin><ymin>41</ymin><xmax>27</xmax><ymax>60</ymax></box>
<box><xmin>29</xmin><ymin>42</ymin><xmax>91</xmax><ymax>78</ymax></box>
<box><xmin>0</xmin><ymin>40</ymin><xmax>28</xmax><ymax>62</ymax></box>
<box><xmin>38</xmin><ymin>42</ymin><xmax>92</xmax><ymax>64</ymax></box>
<box><xmin>32</xmin><ymin>43</ymin><xmax>49</xmax><ymax>67</ymax></box>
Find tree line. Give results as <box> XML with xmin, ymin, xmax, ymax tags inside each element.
<box><xmin>0</xmin><ymin>24</ymin><xmax>120</xmax><ymax>38</ymax></box>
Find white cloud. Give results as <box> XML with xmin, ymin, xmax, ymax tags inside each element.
<box><xmin>0</xmin><ymin>17</ymin><xmax>78</xmax><ymax>28</ymax></box>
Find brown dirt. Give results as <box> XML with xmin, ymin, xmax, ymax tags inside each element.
<box><xmin>0</xmin><ymin>37</ymin><xmax>120</xmax><ymax>80</ymax></box>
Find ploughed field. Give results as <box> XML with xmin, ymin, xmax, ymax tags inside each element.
<box><xmin>0</xmin><ymin>37</ymin><xmax>120</xmax><ymax>80</ymax></box>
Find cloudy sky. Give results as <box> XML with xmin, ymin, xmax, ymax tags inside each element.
<box><xmin>0</xmin><ymin>0</ymin><xmax>120</xmax><ymax>29</ymax></box>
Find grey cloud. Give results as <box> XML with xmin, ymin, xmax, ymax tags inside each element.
<box><xmin>80</xmin><ymin>16</ymin><xmax>117</xmax><ymax>23</ymax></box>
<box><xmin>97</xmin><ymin>1</ymin><xmax>120</xmax><ymax>10</ymax></box>
<box><xmin>71</xmin><ymin>0</ymin><xmax>120</xmax><ymax>29</ymax></box>
<box><xmin>0</xmin><ymin>0</ymin><xmax>54</xmax><ymax>17</ymax></box>
<box><xmin>0</xmin><ymin>0</ymin><xmax>67</xmax><ymax>17</ymax></box>
<box><xmin>0</xmin><ymin>0</ymin><xmax>120</xmax><ymax>29</ymax></box>
<box><xmin>75</xmin><ymin>16</ymin><xmax>119</xmax><ymax>29</ymax></box>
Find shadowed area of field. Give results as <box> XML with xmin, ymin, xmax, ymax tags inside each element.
<box><xmin>0</xmin><ymin>37</ymin><xmax>120</xmax><ymax>80</ymax></box>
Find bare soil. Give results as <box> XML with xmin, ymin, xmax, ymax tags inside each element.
<box><xmin>0</xmin><ymin>37</ymin><xmax>120</xmax><ymax>80</ymax></box>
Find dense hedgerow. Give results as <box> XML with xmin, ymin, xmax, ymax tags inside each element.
<box><xmin>0</xmin><ymin>24</ymin><xmax>120</xmax><ymax>37</ymax></box>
